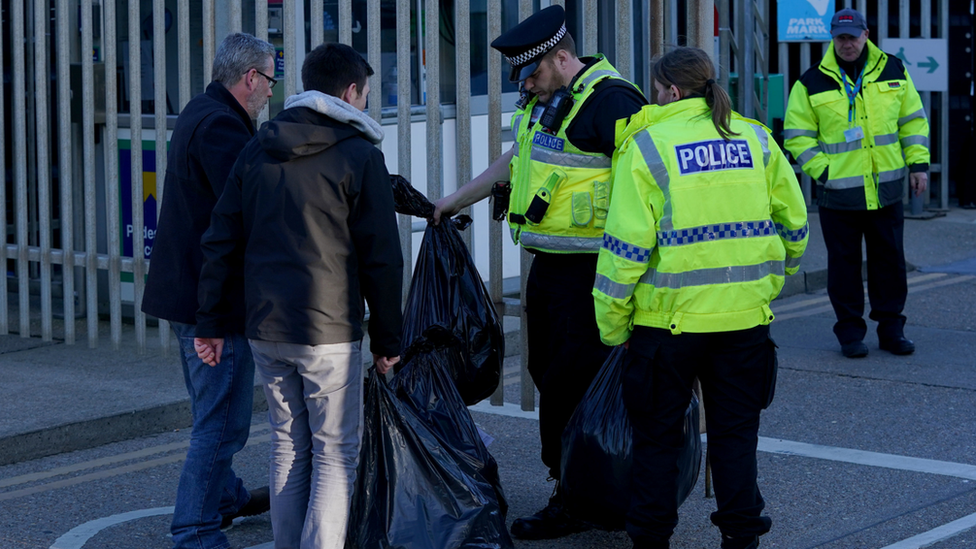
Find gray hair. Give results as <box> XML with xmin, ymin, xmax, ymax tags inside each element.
<box><xmin>211</xmin><ymin>33</ymin><xmax>276</xmax><ymax>87</ymax></box>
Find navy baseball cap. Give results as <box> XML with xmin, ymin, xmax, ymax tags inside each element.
<box><xmin>491</xmin><ymin>5</ymin><xmax>568</xmax><ymax>82</ymax></box>
<box><xmin>830</xmin><ymin>8</ymin><xmax>867</xmax><ymax>38</ymax></box>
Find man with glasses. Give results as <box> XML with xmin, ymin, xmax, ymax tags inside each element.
<box><xmin>142</xmin><ymin>32</ymin><xmax>275</xmax><ymax>549</ymax></box>
<box><xmin>255</xmin><ymin>68</ymin><xmax>278</xmax><ymax>89</ymax></box>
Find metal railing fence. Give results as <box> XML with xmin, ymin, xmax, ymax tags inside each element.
<box><xmin>1</xmin><ymin>0</ymin><xmax>716</xmax><ymax>410</ymax></box>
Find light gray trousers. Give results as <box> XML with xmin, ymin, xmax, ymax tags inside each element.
<box><xmin>249</xmin><ymin>339</ymin><xmax>364</xmax><ymax>549</ymax></box>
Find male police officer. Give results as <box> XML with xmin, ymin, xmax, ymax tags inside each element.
<box><xmin>784</xmin><ymin>9</ymin><xmax>929</xmax><ymax>359</ymax></box>
<box><xmin>433</xmin><ymin>5</ymin><xmax>647</xmax><ymax>540</ymax></box>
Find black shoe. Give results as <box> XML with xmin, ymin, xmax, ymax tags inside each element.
<box><xmin>841</xmin><ymin>341</ymin><xmax>868</xmax><ymax>358</ymax></box>
<box><xmin>510</xmin><ymin>498</ymin><xmax>590</xmax><ymax>540</ymax></box>
<box><xmin>221</xmin><ymin>486</ymin><xmax>270</xmax><ymax>529</ymax></box>
<box><xmin>880</xmin><ymin>336</ymin><xmax>915</xmax><ymax>355</ymax></box>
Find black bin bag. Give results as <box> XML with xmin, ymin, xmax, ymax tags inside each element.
<box><xmin>391</xmin><ymin>174</ymin><xmax>504</xmax><ymax>405</ymax></box>
<box><xmin>559</xmin><ymin>346</ymin><xmax>702</xmax><ymax>530</ymax></box>
<box><xmin>390</xmin><ymin>346</ymin><xmax>508</xmax><ymax>517</ymax></box>
<box><xmin>347</xmin><ymin>364</ymin><xmax>513</xmax><ymax>549</ymax></box>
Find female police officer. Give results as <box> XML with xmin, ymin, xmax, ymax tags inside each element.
<box><xmin>592</xmin><ymin>47</ymin><xmax>808</xmax><ymax>549</ymax></box>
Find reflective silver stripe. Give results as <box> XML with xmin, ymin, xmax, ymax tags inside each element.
<box><xmin>819</xmin><ymin>140</ymin><xmax>862</xmax><ymax>154</ymax></box>
<box><xmin>749</xmin><ymin>124</ymin><xmax>770</xmax><ymax>166</ymax></box>
<box><xmin>530</xmin><ymin>146</ymin><xmax>613</xmax><ymax>168</ymax></box>
<box><xmin>602</xmin><ymin>233</ymin><xmax>653</xmax><ymax>262</ymax></box>
<box><xmin>517</xmin><ymin>231</ymin><xmax>604</xmax><ymax>252</ymax></box>
<box><xmin>826</xmin><ymin>175</ymin><xmax>865</xmax><ymax>190</ymax></box>
<box><xmin>657</xmin><ymin>219</ymin><xmax>775</xmax><ymax>247</ymax></box>
<box><xmin>796</xmin><ymin>146</ymin><xmax>822</xmax><ymax>166</ymax></box>
<box><xmin>579</xmin><ymin>69</ymin><xmax>621</xmax><ymax>89</ymax></box>
<box><xmin>900</xmin><ymin>135</ymin><xmax>929</xmax><ymax>148</ymax></box>
<box><xmin>513</xmin><ymin>142</ymin><xmax>520</xmax><ymax>158</ymax></box>
<box><xmin>785</xmin><ymin>255</ymin><xmax>802</xmax><ymax>269</ymax></box>
<box><xmin>874</xmin><ymin>132</ymin><xmax>899</xmax><ymax>146</ymax></box>
<box><xmin>633</xmin><ymin>131</ymin><xmax>672</xmax><ymax>231</ymax></box>
<box><xmin>594</xmin><ymin>273</ymin><xmax>636</xmax><ymax>299</ymax></box>
<box><xmin>775</xmin><ymin>222</ymin><xmax>809</xmax><ymax>242</ymax></box>
<box><xmin>878</xmin><ymin>166</ymin><xmax>908</xmax><ymax>183</ymax></box>
<box><xmin>784</xmin><ymin>129</ymin><xmax>818</xmax><ymax>139</ymax></box>
<box><xmin>898</xmin><ymin>108</ymin><xmax>927</xmax><ymax>126</ymax></box>
<box><xmin>513</xmin><ymin>114</ymin><xmax>524</xmax><ymax>133</ymax></box>
<box><xmin>637</xmin><ymin>260</ymin><xmax>786</xmax><ymax>289</ymax></box>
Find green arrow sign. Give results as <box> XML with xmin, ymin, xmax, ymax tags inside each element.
<box><xmin>917</xmin><ymin>56</ymin><xmax>939</xmax><ymax>74</ymax></box>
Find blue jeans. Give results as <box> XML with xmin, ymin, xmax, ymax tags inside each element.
<box><xmin>170</xmin><ymin>322</ymin><xmax>255</xmax><ymax>549</ymax></box>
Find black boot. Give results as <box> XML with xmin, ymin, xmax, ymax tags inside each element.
<box><xmin>510</xmin><ymin>483</ymin><xmax>590</xmax><ymax>540</ymax></box>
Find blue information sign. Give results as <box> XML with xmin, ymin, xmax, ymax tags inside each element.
<box><xmin>778</xmin><ymin>0</ymin><xmax>835</xmax><ymax>42</ymax></box>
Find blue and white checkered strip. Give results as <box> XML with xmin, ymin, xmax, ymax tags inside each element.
<box><xmin>775</xmin><ymin>222</ymin><xmax>809</xmax><ymax>242</ymax></box>
<box><xmin>602</xmin><ymin>233</ymin><xmax>652</xmax><ymax>263</ymax></box>
<box><xmin>656</xmin><ymin>220</ymin><xmax>775</xmax><ymax>247</ymax></box>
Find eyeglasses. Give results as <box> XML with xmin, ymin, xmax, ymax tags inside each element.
<box><xmin>254</xmin><ymin>69</ymin><xmax>277</xmax><ymax>89</ymax></box>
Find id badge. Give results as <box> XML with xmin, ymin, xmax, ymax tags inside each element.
<box><xmin>844</xmin><ymin>126</ymin><xmax>864</xmax><ymax>143</ymax></box>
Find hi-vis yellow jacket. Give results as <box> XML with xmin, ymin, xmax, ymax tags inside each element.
<box><xmin>593</xmin><ymin>99</ymin><xmax>808</xmax><ymax>345</ymax></box>
<box><xmin>784</xmin><ymin>39</ymin><xmax>930</xmax><ymax>210</ymax></box>
<box><xmin>508</xmin><ymin>55</ymin><xmax>635</xmax><ymax>253</ymax></box>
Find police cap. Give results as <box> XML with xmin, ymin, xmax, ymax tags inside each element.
<box><xmin>491</xmin><ymin>5</ymin><xmax>568</xmax><ymax>83</ymax></box>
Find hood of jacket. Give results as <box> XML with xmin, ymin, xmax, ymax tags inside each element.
<box><xmin>257</xmin><ymin>90</ymin><xmax>384</xmax><ymax>162</ymax></box>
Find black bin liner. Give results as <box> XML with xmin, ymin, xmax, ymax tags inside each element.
<box><xmin>347</xmin><ymin>364</ymin><xmax>513</xmax><ymax>549</ymax></box>
<box><xmin>560</xmin><ymin>346</ymin><xmax>702</xmax><ymax>530</ymax></box>
<box><xmin>390</xmin><ymin>346</ymin><xmax>508</xmax><ymax>517</ymax></box>
<box><xmin>392</xmin><ymin>174</ymin><xmax>504</xmax><ymax>406</ymax></box>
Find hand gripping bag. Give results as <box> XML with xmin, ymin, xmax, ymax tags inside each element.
<box><xmin>391</xmin><ymin>174</ymin><xmax>504</xmax><ymax>405</ymax></box>
<box><xmin>346</xmin><ymin>365</ymin><xmax>513</xmax><ymax>549</ymax></box>
<box><xmin>560</xmin><ymin>346</ymin><xmax>702</xmax><ymax>530</ymax></box>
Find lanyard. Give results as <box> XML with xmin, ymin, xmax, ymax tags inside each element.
<box><xmin>839</xmin><ymin>68</ymin><xmax>863</xmax><ymax>126</ymax></box>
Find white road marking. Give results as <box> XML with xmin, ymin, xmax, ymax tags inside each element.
<box><xmin>49</xmin><ymin>507</ymin><xmax>174</xmax><ymax>549</ymax></box>
<box><xmin>469</xmin><ymin>400</ymin><xmax>539</xmax><ymax>420</ymax></box>
<box><xmin>757</xmin><ymin>437</ymin><xmax>976</xmax><ymax>481</ymax></box>
<box><xmin>471</xmin><ymin>405</ymin><xmax>976</xmax><ymax>548</ymax></box>
<box><xmin>878</xmin><ymin>512</ymin><xmax>976</xmax><ymax>549</ymax></box>
<box><xmin>469</xmin><ymin>404</ymin><xmax>976</xmax><ymax>481</ymax></box>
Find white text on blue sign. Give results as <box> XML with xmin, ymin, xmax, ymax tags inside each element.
<box><xmin>533</xmin><ymin>132</ymin><xmax>565</xmax><ymax>152</ymax></box>
<box><xmin>675</xmin><ymin>140</ymin><xmax>754</xmax><ymax>175</ymax></box>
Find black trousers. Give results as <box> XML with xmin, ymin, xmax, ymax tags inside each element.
<box><xmin>525</xmin><ymin>252</ymin><xmax>611</xmax><ymax>480</ymax></box>
<box><xmin>819</xmin><ymin>203</ymin><xmax>908</xmax><ymax>344</ymax></box>
<box><xmin>623</xmin><ymin>325</ymin><xmax>776</xmax><ymax>546</ymax></box>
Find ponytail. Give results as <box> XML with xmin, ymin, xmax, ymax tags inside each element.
<box><xmin>652</xmin><ymin>47</ymin><xmax>739</xmax><ymax>140</ymax></box>
<box><xmin>704</xmin><ymin>78</ymin><xmax>737</xmax><ymax>140</ymax></box>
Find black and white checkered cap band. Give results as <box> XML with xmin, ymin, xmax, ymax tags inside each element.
<box><xmin>507</xmin><ymin>25</ymin><xmax>567</xmax><ymax>67</ymax></box>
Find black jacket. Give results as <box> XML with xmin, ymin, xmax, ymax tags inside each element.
<box><xmin>196</xmin><ymin>91</ymin><xmax>404</xmax><ymax>357</ymax></box>
<box><xmin>142</xmin><ymin>82</ymin><xmax>252</xmax><ymax>332</ymax></box>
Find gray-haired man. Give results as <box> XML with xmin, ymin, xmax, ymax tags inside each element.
<box><xmin>142</xmin><ymin>32</ymin><xmax>275</xmax><ymax>548</ymax></box>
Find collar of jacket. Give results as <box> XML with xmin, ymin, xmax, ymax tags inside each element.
<box><xmin>284</xmin><ymin>90</ymin><xmax>384</xmax><ymax>144</ymax></box>
<box><xmin>819</xmin><ymin>38</ymin><xmax>886</xmax><ymax>85</ymax></box>
<box><xmin>206</xmin><ymin>81</ymin><xmax>256</xmax><ymax>134</ymax></box>
<box><xmin>615</xmin><ymin>97</ymin><xmax>711</xmax><ymax>149</ymax></box>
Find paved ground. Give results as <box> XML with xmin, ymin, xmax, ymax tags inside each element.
<box><xmin>0</xmin><ymin>206</ymin><xmax>975</xmax><ymax>548</ymax></box>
